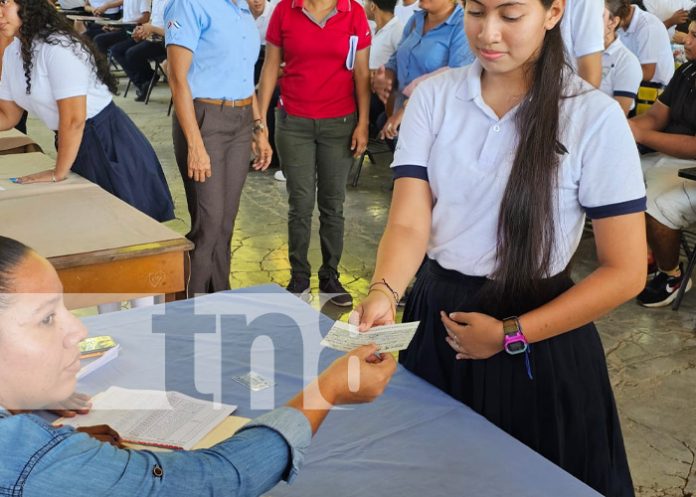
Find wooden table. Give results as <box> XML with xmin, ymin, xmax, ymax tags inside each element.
<box><xmin>0</xmin><ymin>152</ymin><xmax>193</xmax><ymax>308</ymax></box>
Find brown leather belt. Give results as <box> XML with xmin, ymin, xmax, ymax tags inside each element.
<box><xmin>195</xmin><ymin>96</ymin><xmax>253</xmax><ymax>108</ymax></box>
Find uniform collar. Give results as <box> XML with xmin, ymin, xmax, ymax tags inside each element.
<box><xmin>291</xmin><ymin>0</ymin><xmax>352</xmax><ymax>12</ymax></box>
<box><xmin>376</xmin><ymin>15</ymin><xmax>400</xmax><ymax>34</ymax></box>
<box><xmin>413</xmin><ymin>4</ymin><xmax>462</xmax><ymax>30</ymax></box>
<box><xmin>625</xmin><ymin>5</ymin><xmax>641</xmax><ymax>34</ymax></box>
<box><xmin>455</xmin><ymin>59</ymin><xmax>483</xmax><ymax>101</ymax></box>
<box><xmin>604</xmin><ymin>37</ymin><xmax>623</xmax><ymax>56</ymax></box>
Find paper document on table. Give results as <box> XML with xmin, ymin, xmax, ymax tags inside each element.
<box><xmin>321</xmin><ymin>321</ymin><xmax>419</xmax><ymax>353</ymax></box>
<box><xmin>59</xmin><ymin>387</ymin><xmax>237</xmax><ymax>450</ymax></box>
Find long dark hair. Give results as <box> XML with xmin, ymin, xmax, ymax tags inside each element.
<box><xmin>14</xmin><ymin>0</ymin><xmax>118</xmax><ymax>95</ymax></box>
<box><xmin>489</xmin><ymin>7</ymin><xmax>568</xmax><ymax>300</ymax></box>
<box><xmin>0</xmin><ymin>236</ymin><xmax>31</xmax><ymax>310</ymax></box>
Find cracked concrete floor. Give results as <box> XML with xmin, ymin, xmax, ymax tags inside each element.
<box><xmin>26</xmin><ymin>82</ymin><xmax>696</xmax><ymax>497</ymax></box>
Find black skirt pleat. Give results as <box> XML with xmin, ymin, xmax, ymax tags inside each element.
<box><xmin>400</xmin><ymin>259</ymin><xmax>634</xmax><ymax>497</ymax></box>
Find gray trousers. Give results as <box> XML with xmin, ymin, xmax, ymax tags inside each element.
<box><xmin>275</xmin><ymin>109</ymin><xmax>357</xmax><ymax>279</ymax></box>
<box><xmin>173</xmin><ymin>101</ymin><xmax>253</xmax><ymax>295</ymax></box>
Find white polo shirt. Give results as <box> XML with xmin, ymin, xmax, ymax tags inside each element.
<box><xmin>601</xmin><ymin>37</ymin><xmax>642</xmax><ymax>107</ymax></box>
<box><xmin>89</xmin><ymin>0</ymin><xmax>120</xmax><ymax>15</ymax></box>
<box><xmin>58</xmin><ymin>0</ymin><xmax>86</xmax><ymax>10</ymax></box>
<box><xmin>392</xmin><ymin>62</ymin><xmax>646</xmax><ymax>277</ymax></box>
<box><xmin>0</xmin><ymin>37</ymin><xmax>112</xmax><ymax>131</ymax></box>
<box><xmin>256</xmin><ymin>0</ymin><xmax>277</xmax><ymax>45</ymax></box>
<box><xmin>644</xmin><ymin>0</ymin><xmax>695</xmax><ymax>38</ymax></box>
<box><xmin>394</xmin><ymin>0</ymin><xmax>419</xmax><ymax>25</ymax></box>
<box><xmin>151</xmin><ymin>0</ymin><xmax>170</xmax><ymax>28</ymax></box>
<box><xmin>560</xmin><ymin>0</ymin><xmax>604</xmax><ymax>68</ymax></box>
<box><xmin>122</xmin><ymin>0</ymin><xmax>150</xmax><ymax>23</ymax></box>
<box><xmin>369</xmin><ymin>16</ymin><xmax>403</xmax><ymax>69</ymax></box>
<box><xmin>618</xmin><ymin>5</ymin><xmax>675</xmax><ymax>86</ymax></box>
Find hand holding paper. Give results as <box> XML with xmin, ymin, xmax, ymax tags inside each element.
<box><xmin>321</xmin><ymin>320</ymin><xmax>419</xmax><ymax>353</ymax></box>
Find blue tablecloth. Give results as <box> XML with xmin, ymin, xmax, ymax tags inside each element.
<box><xmin>79</xmin><ymin>285</ymin><xmax>601</xmax><ymax>497</ymax></box>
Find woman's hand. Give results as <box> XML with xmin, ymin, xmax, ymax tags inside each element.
<box><xmin>187</xmin><ymin>142</ymin><xmax>212</xmax><ymax>182</ymax></box>
<box><xmin>351</xmin><ymin>291</ymin><xmax>396</xmax><ymax>332</ymax></box>
<box><xmin>351</xmin><ymin>122</ymin><xmax>368</xmax><ymax>158</ymax></box>
<box><xmin>251</xmin><ymin>130</ymin><xmax>273</xmax><ymax>171</ymax></box>
<box><xmin>372</xmin><ymin>66</ymin><xmax>395</xmax><ymax>104</ymax></box>
<box><xmin>15</xmin><ymin>169</ymin><xmax>65</xmax><ymax>184</ymax></box>
<box><xmin>319</xmin><ymin>344</ymin><xmax>397</xmax><ymax>405</ymax></box>
<box><xmin>75</xmin><ymin>425</ymin><xmax>125</xmax><ymax>448</ymax></box>
<box><xmin>379</xmin><ymin>110</ymin><xmax>404</xmax><ymax>141</ymax></box>
<box><xmin>440</xmin><ymin>311</ymin><xmax>504</xmax><ymax>360</ymax></box>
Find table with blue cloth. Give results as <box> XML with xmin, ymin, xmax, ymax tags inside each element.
<box><xmin>78</xmin><ymin>285</ymin><xmax>602</xmax><ymax>497</ymax></box>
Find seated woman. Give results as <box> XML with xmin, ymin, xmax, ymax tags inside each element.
<box><xmin>0</xmin><ymin>0</ymin><xmax>173</xmax><ymax>223</ymax></box>
<box><xmin>372</xmin><ymin>0</ymin><xmax>474</xmax><ymax>141</ymax></box>
<box><xmin>0</xmin><ymin>235</ymin><xmax>396</xmax><ymax>496</ymax></box>
<box><xmin>617</xmin><ymin>0</ymin><xmax>675</xmax><ymax>87</ymax></box>
<box><xmin>601</xmin><ymin>0</ymin><xmax>642</xmax><ymax>115</ymax></box>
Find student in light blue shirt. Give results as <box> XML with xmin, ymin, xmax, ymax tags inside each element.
<box><xmin>0</xmin><ymin>236</ymin><xmax>396</xmax><ymax>497</ymax></box>
<box><xmin>166</xmin><ymin>0</ymin><xmax>274</xmax><ymax>296</ymax></box>
<box><xmin>374</xmin><ymin>0</ymin><xmax>474</xmax><ymax>140</ymax></box>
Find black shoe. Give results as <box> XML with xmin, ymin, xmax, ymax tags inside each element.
<box><xmin>286</xmin><ymin>274</ymin><xmax>310</xmax><ymax>297</ymax></box>
<box><xmin>134</xmin><ymin>86</ymin><xmax>147</xmax><ymax>102</ymax></box>
<box><xmin>637</xmin><ymin>263</ymin><xmax>692</xmax><ymax>307</ymax></box>
<box><xmin>319</xmin><ymin>275</ymin><xmax>353</xmax><ymax>307</ymax></box>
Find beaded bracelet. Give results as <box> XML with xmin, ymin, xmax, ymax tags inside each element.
<box><xmin>368</xmin><ymin>278</ymin><xmax>400</xmax><ymax>303</ymax></box>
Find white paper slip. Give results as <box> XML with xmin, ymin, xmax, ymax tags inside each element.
<box><xmin>232</xmin><ymin>372</ymin><xmax>275</xmax><ymax>391</ymax></box>
<box><xmin>321</xmin><ymin>321</ymin><xmax>420</xmax><ymax>353</ymax></box>
<box><xmin>77</xmin><ymin>344</ymin><xmax>120</xmax><ymax>379</ymax></box>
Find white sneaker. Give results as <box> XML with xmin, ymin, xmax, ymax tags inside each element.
<box><xmin>274</xmin><ymin>170</ymin><xmax>286</xmax><ymax>182</ymax></box>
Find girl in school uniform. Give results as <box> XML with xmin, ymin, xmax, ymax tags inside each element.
<box><xmin>0</xmin><ymin>0</ymin><xmax>174</xmax><ymax>223</ymax></box>
<box><xmin>354</xmin><ymin>0</ymin><xmax>647</xmax><ymax>494</ymax></box>
<box><xmin>601</xmin><ymin>0</ymin><xmax>643</xmax><ymax>115</ymax></box>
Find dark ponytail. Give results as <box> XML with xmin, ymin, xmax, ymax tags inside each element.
<box><xmin>0</xmin><ymin>236</ymin><xmax>31</xmax><ymax>310</ymax></box>
<box><xmin>489</xmin><ymin>19</ymin><xmax>567</xmax><ymax>299</ymax></box>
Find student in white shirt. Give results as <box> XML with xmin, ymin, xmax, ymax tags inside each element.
<box><xmin>601</xmin><ymin>0</ymin><xmax>643</xmax><ymax>114</ymax></box>
<box><xmin>560</xmin><ymin>0</ymin><xmax>605</xmax><ymax>86</ymax></box>
<box><xmin>0</xmin><ymin>0</ymin><xmax>173</xmax><ymax>223</ymax></box>
<box><xmin>643</xmin><ymin>0</ymin><xmax>694</xmax><ymax>41</ymax></box>
<box><xmin>93</xmin><ymin>0</ymin><xmax>150</xmax><ymax>54</ymax></box>
<box><xmin>618</xmin><ymin>0</ymin><xmax>675</xmax><ymax>85</ymax></box>
<box><xmin>354</xmin><ymin>0</ymin><xmax>645</xmax><ymax>494</ymax></box>
<box><xmin>366</xmin><ymin>0</ymin><xmax>403</xmax><ymax>70</ymax></box>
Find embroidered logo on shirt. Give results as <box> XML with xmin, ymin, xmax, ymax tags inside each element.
<box><xmin>167</xmin><ymin>19</ymin><xmax>181</xmax><ymax>30</ymax></box>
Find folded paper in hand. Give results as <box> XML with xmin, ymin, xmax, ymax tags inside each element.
<box><xmin>321</xmin><ymin>321</ymin><xmax>419</xmax><ymax>353</ymax></box>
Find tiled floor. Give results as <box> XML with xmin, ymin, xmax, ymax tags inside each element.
<box><xmin>27</xmin><ymin>82</ymin><xmax>696</xmax><ymax>496</ymax></box>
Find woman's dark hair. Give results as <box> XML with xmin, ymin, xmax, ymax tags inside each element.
<box><xmin>489</xmin><ymin>3</ymin><xmax>568</xmax><ymax>300</ymax></box>
<box><xmin>605</xmin><ymin>0</ymin><xmax>631</xmax><ymax>23</ymax></box>
<box><xmin>371</xmin><ymin>0</ymin><xmax>398</xmax><ymax>13</ymax></box>
<box><xmin>14</xmin><ymin>0</ymin><xmax>118</xmax><ymax>95</ymax></box>
<box><xmin>0</xmin><ymin>236</ymin><xmax>31</xmax><ymax>310</ymax></box>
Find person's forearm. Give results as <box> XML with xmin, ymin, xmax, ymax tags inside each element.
<box><xmin>576</xmin><ymin>52</ymin><xmax>602</xmax><ymax>88</ymax></box>
<box><xmin>354</xmin><ymin>63</ymin><xmax>371</xmax><ymax>127</ymax></box>
<box><xmin>101</xmin><ymin>0</ymin><xmax>122</xmax><ymax>10</ymax></box>
<box><xmin>519</xmin><ymin>261</ymin><xmax>646</xmax><ymax>343</ymax></box>
<box><xmin>54</xmin><ymin>119</ymin><xmax>85</xmax><ymax>179</ymax></box>
<box><xmin>285</xmin><ymin>376</ymin><xmax>336</xmax><ymax>435</ymax></box>
<box><xmin>169</xmin><ymin>72</ymin><xmax>204</xmax><ymax>149</ymax></box>
<box><xmin>257</xmin><ymin>59</ymin><xmax>280</xmax><ymax>126</ymax></box>
<box><xmin>370</xmin><ymin>223</ymin><xmax>429</xmax><ymax>299</ymax></box>
<box><xmin>637</xmin><ymin>130</ymin><xmax>696</xmax><ymax>158</ymax></box>
<box><xmin>630</xmin><ymin>111</ymin><xmax>661</xmax><ymax>131</ymax></box>
<box><xmin>133</xmin><ymin>12</ymin><xmax>150</xmax><ymax>24</ymax></box>
<box><xmin>0</xmin><ymin>104</ymin><xmax>22</xmax><ymax>131</ymax></box>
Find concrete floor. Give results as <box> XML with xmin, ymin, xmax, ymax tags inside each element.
<box><xmin>27</xmin><ymin>81</ymin><xmax>696</xmax><ymax>497</ymax></box>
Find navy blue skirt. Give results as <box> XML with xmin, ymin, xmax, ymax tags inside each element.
<box><xmin>400</xmin><ymin>259</ymin><xmax>635</xmax><ymax>497</ymax></box>
<box><xmin>70</xmin><ymin>101</ymin><xmax>174</xmax><ymax>222</ymax></box>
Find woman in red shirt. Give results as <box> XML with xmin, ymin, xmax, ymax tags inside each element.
<box><xmin>257</xmin><ymin>0</ymin><xmax>371</xmax><ymax>307</ymax></box>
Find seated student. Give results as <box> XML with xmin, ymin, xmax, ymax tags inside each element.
<box><xmin>82</xmin><ymin>0</ymin><xmax>121</xmax><ymax>40</ymax></box>
<box><xmin>643</xmin><ymin>0</ymin><xmax>692</xmax><ymax>42</ymax></box>
<box><xmin>365</xmin><ymin>0</ymin><xmax>402</xmax><ymax>132</ymax></box>
<box><xmin>602</xmin><ymin>0</ymin><xmax>643</xmax><ymax>115</ymax></box>
<box><xmin>111</xmin><ymin>0</ymin><xmax>167</xmax><ymax>102</ymax></box>
<box><xmin>92</xmin><ymin>0</ymin><xmax>149</xmax><ymax>55</ymax></box>
<box><xmin>0</xmin><ymin>235</ymin><xmax>396</xmax><ymax>497</ymax></box>
<box><xmin>630</xmin><ymin>7</ymin><xmax>696</xmax><ymax>306</ymax></box>
<box><xmin>618</xmin><ymin>0</ymin><xmax>675</xmax><ymax>86</ymax></box>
